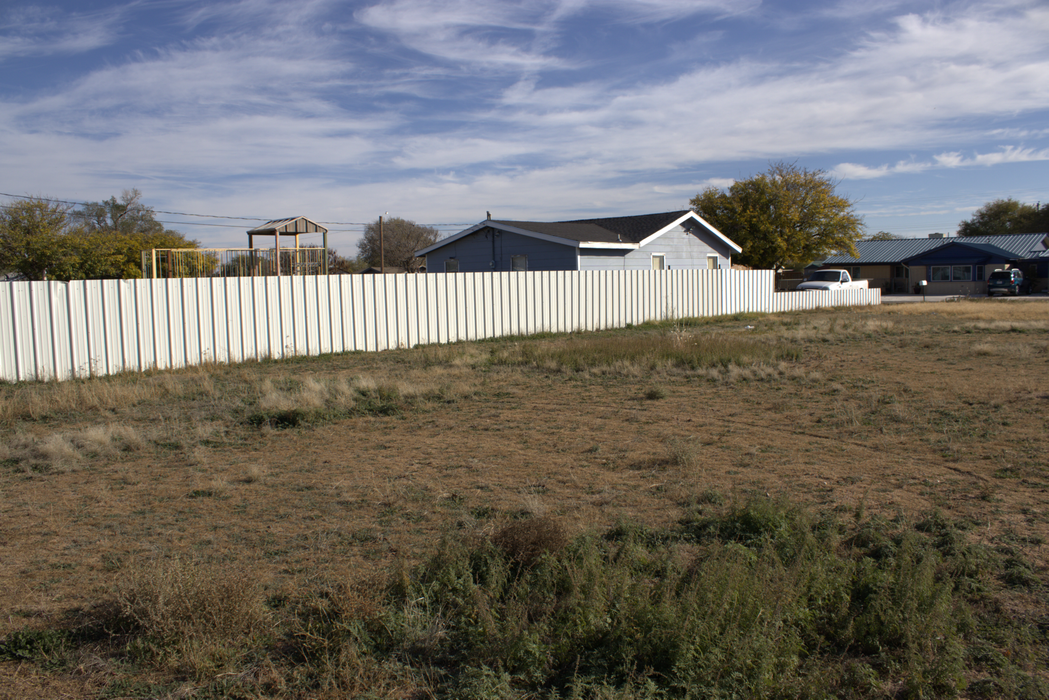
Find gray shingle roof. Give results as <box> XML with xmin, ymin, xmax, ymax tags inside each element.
<box><xmin>494</xmin><ymin>211</ymin><xmax>691</xmax><ymax>244</ymax></box>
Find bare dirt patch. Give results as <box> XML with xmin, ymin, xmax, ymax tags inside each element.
<box><xmin>1</xmin><ymin>299</ymin><xmax>1047</xmax><ymax>696</ymax></box>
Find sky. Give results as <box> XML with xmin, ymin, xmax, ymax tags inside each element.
<box><xmin>1</xmin><ymin>0</ymin><xmax>1047</xmax><ymax>252</ymax></box>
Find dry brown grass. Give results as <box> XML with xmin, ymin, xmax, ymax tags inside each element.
<box><xmin>117</xmin><ymin>556</ymin><xmax>271</xmax><ymax>676</ymax></box>
<box><xmin>492</xmin><ymin>516</ymin><xmax>569</xmax><ymax>567</ymax></box>
<box><xmin>1</xmin><ymin>298</ymin><xmax>1047</xmax><ymax>697</ymax></box>
<box><xmin>885</xmin><ymin>298</ymin><xmax>1049</xmax><ymax>321</ymax></box>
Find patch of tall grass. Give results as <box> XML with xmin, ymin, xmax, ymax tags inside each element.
<box><xmin>3</xmin><ymin>423</ymin><xmax>148</xmax><ymax>473</ymax></box>
<box><xmin>116</xmin><ymin>557</ymin><xmax>271</xmax><ymax>677</ymax></box>
<box><xmin>246</xmin><ymin>373</ymin><xmax>459</xmax><ymax>428</ymax></box>
<box><xmin>0</xmin><ymin>364</ymin><xmax>229</xmax><ymax>423</ymax></box>
<box><xmin>489</xmin><ymin>329</ymin><xmax>797</xmax><ymax>374</ymax></box>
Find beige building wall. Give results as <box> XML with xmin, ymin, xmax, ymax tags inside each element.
<box><xmin>858</xmin><ymin>264</ymin><xmax>892</xmax><ymax>292</ymax></box>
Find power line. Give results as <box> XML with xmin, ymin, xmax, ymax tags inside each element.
<box><xmin>0</xmin><ymin>192</ymin><xmax>474</xmax><ymax>230</ymax></box>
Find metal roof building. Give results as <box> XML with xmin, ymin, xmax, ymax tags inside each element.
<box><xmin>820</xmin><ymin>233</ymin><xmax>1048</xmax><ymax>266</ymax></box>
<box><xmin>813</xmin><ymin>233</ymin><xmax>1049</xmax><ymax>294</ymax></box>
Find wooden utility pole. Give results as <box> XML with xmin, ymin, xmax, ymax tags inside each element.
<box><xmin>379</xmin><ymin>215</ymin><xmax>385</xmax><ymax>274</ymax></box>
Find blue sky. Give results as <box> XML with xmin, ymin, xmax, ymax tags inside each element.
<box><xmin>1</xmin><ymin>0</ymin><xmax>1047</xmax><ymax>252</ymax></box>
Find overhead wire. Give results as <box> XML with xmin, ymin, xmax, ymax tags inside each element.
<box><xmin>0</xmin><ymin>192</ymin><xmax>474</xmax><ymax>232</ymax></box>
<box><xmin>4</xmin><ymin>189</ymin><xmax>1041</xmax><ymax>238</ymax></box>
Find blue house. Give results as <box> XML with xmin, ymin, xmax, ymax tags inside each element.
<box><xmin>814</xmin><ymin>233</ymin><xmax>1049</xmax><ymax>294</ymax></box>
<box><xmin>415</xmin><ymin>211</ymin><xmax>741</xmax><ymax>273</ymax></box>
<box><xmin>900</xmin><ymin>240</ymin><xmax>1037</xmax><ymax>295</ymax></box>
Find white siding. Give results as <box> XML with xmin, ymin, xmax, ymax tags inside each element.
<box><xmin>579</xmin><ymin>224</ymin><xmax>732</xmax><ymax>271</ymax></box>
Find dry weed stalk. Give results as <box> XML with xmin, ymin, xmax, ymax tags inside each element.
<box><xmin>118</xmin><ymin>556</ymin><xmax>270</xmax><ymax>675</ymax></box>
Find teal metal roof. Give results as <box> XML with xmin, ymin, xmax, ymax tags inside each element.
<box><xmin>822</xmin><ymin>239</ymin><xmax>945</xmax><ymax>264</ymax></box>
<box><xmin>821</xmin><ymin>233</ymin><xmax>1048</xmax><ymax>265</ymax></box>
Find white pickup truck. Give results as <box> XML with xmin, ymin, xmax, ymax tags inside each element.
<box><xmin>796</xmin><ymin>269</ymin><xmax>869</xmax><ymax>291</ymax></box>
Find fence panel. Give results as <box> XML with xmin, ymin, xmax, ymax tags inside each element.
<box><xmin>0</xmin><ymin>271</ymin><xmax>880</xmax><ymax>382</ymax></box>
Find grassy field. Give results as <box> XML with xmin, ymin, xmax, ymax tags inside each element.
<box><xmin>0</xmin><ymin>300</ymin><xmax>1047</xmax><ymax>699</ymax></box>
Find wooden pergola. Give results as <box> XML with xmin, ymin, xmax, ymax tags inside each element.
<box><xmin>246</xmin><ymin>216</ymin><xmax>329</xmax><ymax>275</ymax></box>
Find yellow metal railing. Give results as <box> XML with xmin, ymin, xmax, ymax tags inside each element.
<box><xmin>142</xmin><ymin>248</ymin><xmax>328</xmax><ymax>278</ymax></box>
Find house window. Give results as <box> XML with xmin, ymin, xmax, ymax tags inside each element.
<box><xmin>930</xmin><ymin>266</ymin><xmax>951</xmax><ymax>281</ymax></box>
<box><xmin>893</xmin><ymin>266</ymin><xmax>909</xmax><ymax>279</ymax></box>
<box><xmin>444</xmin><ymin>259</ymin><xmax>459</xmax><ymax>273</ymax></box>
<box><xmin>706</xmin><ymin>255</ymin><xmax>719</xmax><ymax>270</ymax></box>
<box><xmin>952</xmin><ymin>265</ymin><xmax>972</xmax><ymax>281</ymax></box>
<box><xmin>975</xmin><ymin>265</ymin><xmax>985</xmax><ymax>281</ymax></box>
<box><xmin>849</xmin><ymin>267</ymin><xmax>862</xmax><ymax>279</ymax></box>
<box><xmin>652</xmin><ymin>254</ymin><xmax>665</xmax><ymax>270</ymax></box>
<box><xmin>511</xmin><ymin>254</ymin><xmax>527</xmax><ymax>271</ymax></box>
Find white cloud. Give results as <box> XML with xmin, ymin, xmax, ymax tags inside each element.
<box><xmin>354</xmin><ymin>0</ymin><xmax>749</xmax><ymax>71</ymax></box>
<box><xmin>1</xmin><ymin>0</ymin><xmax>1048</xmax><ymax>247</ymax></box>
<box><xmin>355</xmin><ymin>0</ymin><xmax>568</xmax><ymax>71</ymax></box>
<box><xmin>472</xmin><ymin>0</ymin><xmax>1049</xmax><ymax>174</ymax></box>
<box><xmin>0</xmin><ymin>4</ymin><xmax>125</xmax><ymax>59</ymax></box>
<box><xmin>817</xmin><ymin>0</ymin><xmax>908</xmax><ymax>20</ymax></box>
<box><xmin>834</xmin><ymin>146</ymin><xmax>1049</xmax><ymax>180</ymax></box>
<box><xmin>582</xmin><ymin>0</ymin><xmax>756</xmax><ymax>22</ymax></box>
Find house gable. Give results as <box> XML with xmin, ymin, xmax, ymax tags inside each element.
<box><xmin>901</xmin><ymin>241</ymin><xmax>1017</xmax><ymax>267</ymax></box>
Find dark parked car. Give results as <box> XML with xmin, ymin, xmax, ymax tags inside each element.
<box><xmin>987</xmin><ymin>269</ymin><xmax>1029</xmax><ymax>296</ymax></box>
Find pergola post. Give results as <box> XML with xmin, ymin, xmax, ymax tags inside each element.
<box><xmin>275</xmin><ymin>227</ymin><xmax>281</xmax><ymax>277</ymax></box>
<box><xmin>245</xmin><ymin>217</ymin><xmax>329</xmax><ymax>278</ymax></box>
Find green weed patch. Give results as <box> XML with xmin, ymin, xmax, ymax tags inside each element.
<box><xmin>8</xmin><ymin>499</ymin><xmax>1046</xmax><ymax>699</ymax></box>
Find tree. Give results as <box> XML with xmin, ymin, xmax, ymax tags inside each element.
<box><xmin>357</xmin><ymin>217</ymin><xmax>440</xmax><ymax>272</ymax></box>
<box><xmin>0</xmin><ymin>197</ymin><xmax>85</xmax><ymax>280</ymax></box>
<box><xmin>0</xmin><ymin>191</ymin><xmax>199</xmax><ymax>280</ymax></box>
<box><xmin>327</xmin><ymin>248</ymin><xmax>358</xmax><ymax>274</ymax></box>
<box><xmin>690</xmin><ymin>162</ymin><xmax>865</xmax><ymax>270</ymax></box>
<box><xmin>70</xmin><ymin>189</ymin><xmax>198</xmax><ymax>278</ymax></box>
<box><xmin>868</xmin><ymin>231</ymin><xmax>900</xmax><ymax>240</ymax></box>
<box><xmin>958</xmin><ymin>198</ymin><xmax>1049</xmax><ymax>237</ymax></box>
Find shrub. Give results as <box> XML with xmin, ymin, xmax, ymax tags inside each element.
<box><xmin>492</xmin><ymin>516</ymin><xmax>569</xmax><ymax>568</ymax></box>
<box><xmin>0</xmin><ymin>628</ymin><xmax>73</xmax><ymax>669</ymax></box>
<box><xmin>117</xmin><ymin>557</ymin><xmax>270</xmax><ymax>676</ymax></box>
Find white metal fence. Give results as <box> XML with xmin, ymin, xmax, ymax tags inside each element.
<box><xmin>0</xmin><ymin>269</ymin><xmax>880</xmax><ymax>382</ymax></box>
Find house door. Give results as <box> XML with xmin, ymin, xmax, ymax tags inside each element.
<box><xmin>892</xmin><ymin>265</ymin><xmax>909</xmax><ymax>294</ymax></box>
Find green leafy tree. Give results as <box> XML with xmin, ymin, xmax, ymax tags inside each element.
<box><xmin>958</xmin><ymin>198</ymin><xmax>1049</xmax><ymax>237</ymax></box>
<box><xmin>690</xmin><ymin>162</ymin><xmax>865</xmax><ymax>270</ymax></box>
<box><xmin>868</xmin><ymin>231</ymin><xmax>900</xmax><ymax>240</ymax></box>
<box><xmin>0</xmin><ymin>197</ymin><xmax>85</xmax><ymax>281</ymax></box>
<box><xmin>71</xmin><ymin>189</ymin><xmax>199</xmax><ymax>278</ymax></box>
<box><xmin>357</xmin><ymin>217</ymin><xmax>440</xmax><ymax>272</ymax></box>
<box><xmin>1</xmin><ymin>191</ymin><xmax>200</xmax><ymax>280</ymax></box>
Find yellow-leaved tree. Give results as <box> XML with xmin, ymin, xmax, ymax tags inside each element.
<box><xmin>690</xmin><ymin>162</ymin><xmax>864</xmax><ymax>271</ymax></box>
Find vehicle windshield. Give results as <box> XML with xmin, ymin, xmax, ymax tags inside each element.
<box><xmin>808</xmin><ymin>271</ymin><xmax>841</xmax><ymax>281</ymax></box>
<box><xmin>988</xmin><ymin>271</ymin><xmax>1015</xmax><ymax>281</ymax></box>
